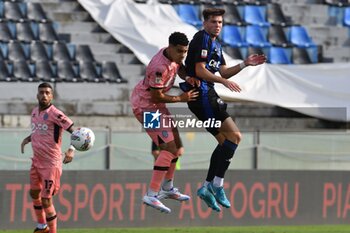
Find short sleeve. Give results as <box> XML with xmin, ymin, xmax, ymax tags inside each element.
<box><xmin>192</xmin><ymin>36</ymin><xmax>208</xmax><ymax>64</ymax></box>
<box><xmin>221</xmin><ymin>47</ymin><xmax>226</xmax><ymax>66</ymax></box>
<box><xmin>52</xmin><ymin>108</ymin><xmax>73</xmax><ymax>130</ymax></box>
<box><xmin>148</xmin><ymin>65</ymin><xmax>169</xmax><ymax>89</ymax></box>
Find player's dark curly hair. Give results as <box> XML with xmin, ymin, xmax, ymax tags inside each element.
<box><xmin>169</xmin><ymin>32</ymin><xmax>189</xmax><ymax>46</ymax></box>
<box><xmin>38</xmin><ymin>82</ymin><xmax>53</xmax><ymax>90</ymax></box>
<box><xmin>202</xmin><ymin>8</ymin><xmax>225</xmax><ymax>21</ymax></box>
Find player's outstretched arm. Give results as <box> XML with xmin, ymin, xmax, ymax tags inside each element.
<box><xmin>220</xmin><ymin>54</ymin><xmax>267</xmax><ymax>79</ymax></box>
<box><xmin>194</xmin><ymin>62</ymin><xmax>241</xmax><ymax>92</ymax></box>
<box><xmin>21</xmin><ymin>135</ymin><xmax>31</xmax><ymax>154</ymax></box>
<box><xmin>218</xmin><ymin>53</ymin><xmax>267</xmax><ymax>92</ymax></box>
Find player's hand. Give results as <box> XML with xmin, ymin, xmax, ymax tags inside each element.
<box><xmin>63</xmin><ymin>149</ymin><xmax>74</xmax><ymax>164</ymax></box>
<box><xmin>180</xmin><ymin>89</ymin><xmax>199</xmax><ymax>102</ymax></box>
<box><xmin>245</xmin><ymin>54</ymin><xmax>267</xmax><ymax>66</ymax></box>
<box><xmin>176</xmin><ymin>147</ymin><xmax>184</xmax><ymax>157</ymax></box>
<box><xmin>21</xmin><ymin>137</ymin><xmax>30</xmax><ymax>154</ymax></box>
<box><xmin>186</xmin><ymin>77</ymin><xmax>200</xmax><ymax>87</ymax></box>
<box><xmin>222</xmin><ymin>79</ymin><xmax>241</xmax><ymax>92</ymax></box>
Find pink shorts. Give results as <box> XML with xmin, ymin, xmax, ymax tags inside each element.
<box><xmin>30</xmin><ymin>164</ymin><xmax>62</xmax><ymax>198</ymax></box>
<box><xmin>133</xmin><ymin>107</ymin><xmax>175</xmax><ymax>145</ymax></box>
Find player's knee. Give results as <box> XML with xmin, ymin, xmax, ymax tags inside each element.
<box><xmin>160</xmin><ymin>141</ymin><xmax>178</xmax><ymax>156</ymax></box>
<box><xmin>235</xmin><ymin>132</ymin><xmax>242</xmax><ymax>144</ymax></box>
<box><xmin>227</xmin><ymin>131</ymin><xmax>242</xmax><ymax>144</ymax></box>
<box><xmin>41</xmin><ymin>197</ymin><xmax>52</xmax><ymax>208</ymax></box>
<box><xmin>176</xmin><ymin>147</ymin><xmax>184</xmax><ymax>157</ymax></box>
<box><xmin>162</xmin><ymin>147</ymin><xmax>177</xmax><ymax>156</ymax></box>
<box><xmin>30</xmin><ymin>189</ymin><xmax>40</xmax><ymax>199</ymax></box>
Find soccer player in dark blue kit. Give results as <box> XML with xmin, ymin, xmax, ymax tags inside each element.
<box><xmin>184</xmin><ymin>8</ymin><xmax>266</xmax><ymax>212</ymax></box>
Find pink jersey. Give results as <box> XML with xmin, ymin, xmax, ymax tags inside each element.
<box><xmin>30</xmin><ymin>104</ymin><xmax>73</xmax><ymax>168</ymax></box>
<box><xmin>131</xmin><ymin>48</ymin><xmax>180</xmax><ymax>112</ymax></box>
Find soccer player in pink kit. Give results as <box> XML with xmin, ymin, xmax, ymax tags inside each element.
<box><xmin>21</xmin><ymin>82</ymin><xmax>76</xmax><ymax>233</ymax></box>
<box><xmin>131</xmin><ymin>32</ymin><xmax>199</xmax><ymax>213</ymax></box>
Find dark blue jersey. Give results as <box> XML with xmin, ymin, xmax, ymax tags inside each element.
<box><xmin>185</xmin><ymin>30</ymin><xmax>226</xmax><ymax>88</ymax></box>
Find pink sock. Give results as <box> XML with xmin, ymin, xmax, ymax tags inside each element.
<box><xmin>149</xmin><ymin>150</ymin><xmax>174</xmax><ymax>192</ymax></box>
<box><xmin>33</xmin><ymin>198</ymin><xmax>46</xmax><ymax>224</ymax></box>
<box><xmin>44</xmin><ymin>205</ymin><xmax>57</xmax><ymax>233</ymax></box>
<box><xmin>165</xmin><ymin>157</ymin><xmax>178</xmax><ymax>181</ymax></box>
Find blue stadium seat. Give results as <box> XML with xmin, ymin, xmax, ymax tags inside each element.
<box><xmin>57</xmin><ymin>60</ymin><xmax>81</xmax><ymax>82</ymax></box>
<box><xmin>245</xmin><ymin>25</ymin><xmax>271</xmax><ymax>48</ymax></box>
<box><xmin>3</xmin><ymin>1</ymin><xmax>26</xmax><ymax>22</ymax></box>
<box><xmin>175</xmin><ymin>4</ymin><xmax>202</xmax><ymax>28</ymax></box>
<box><xmin>102</xmin><ymin>61</ymin><xmax>127</xmax><ymax>83</ymax></box>
<box><xmin>30</xmin><ymin>40</ymin><xmax>51</xmax><ymax>62</ymax></box>
<box><xmin>35</xmin><ymin>60</ymin><xmax>57</xmax><ymax>82</ymax></box>
<box><xmin>15</xmin><ymin>21</ymin><xmax>38</xmax><ymax>42</ymax></box>
<box><xmin>0</xmin><ymin>2</ymin><xmax>3</xmax><ymax>19</ymax></box>
<box><xmin>78</xmin><ymin>60</ymin><xmax>104</xmax><ymax>82</ymax></box>
<box><xmin>343</xmin><ymin>7</ymin><xmax>350</xmax><ymax>26</ymax></box>
<box><xmin>12</xmin><ymin>60</ymin><xmax>38</xmax><ymax>82</ymax></box>
<box><xmin>327</xmin><ymin>5</ymin><xmax>346</xmax><ymax>26</ymax></box>
<box><xmin>7</xmin><ymin>40</ymin><xmax>29</xmax><ymax>61</ymax></box>
<box><xmin>0</xmin><ymin>21</ymin><xmax>15</xmax><ymax>42</ymax></box>
<box><xmin>27</xmin><ymin>2</ymin><xmax>48</xmax><ymax>23</ymax></box>
<box><xmin>75</xmin><ymin>44</ymin><xmax>95</xmax><ymax>62</ymax></box>
<box><xmin>269</xmin><ymin>46</ymin><xmax>292</xmax><ymax>64</ymax></box>
<box><xmin>0</xmin><ymin>60</ymin><xmax>13</xmax><ymax>82</ymax></box>
<box><xmin>288</xmin><ymin>26</ymin><xmax>318</xmax><ymax>63</ymax></box>
<box><xmin>221</xmin><ymin>25</ymin><xmax>248</xmax><ymax>48</ymax></box>
<box><xmin>288</xmin><ymin>25</ymin><xmax>316</xmax><ymax>48</ymax></box>
<box><xmin>244</xmin><ymin>5</ymin><xmax>270</xmax><ymax>27</ymax></box>
<box><xmin>52</xmin><ymin>41</ymin><xmax>74</xmax><ymax>62</ymax></box>
<box><xmin>38</xmin><ymin>22</ymin><xmax>59</xmax><ymax>43</ymax></box>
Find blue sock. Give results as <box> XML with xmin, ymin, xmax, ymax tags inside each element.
<box><xmin>216</xmin><ymin>139</ymin><xmax>238</xmax><ymax>178</ymax></box>
<box><xmin>205</xmin><ymin>144</ymin><xmax>222</xmax><ymax>183</ymax></box>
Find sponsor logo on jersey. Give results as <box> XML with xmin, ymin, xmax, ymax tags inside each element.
<box><xmin>201</xmin><ymin>49</ymin><xmax>208</xmax><ymax>58</ymax></box>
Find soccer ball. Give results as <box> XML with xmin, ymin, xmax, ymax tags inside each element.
<box><xmin>70</xmin><ymin>127</ymin><xmax>95</xmax><ymax>151</ymax></box>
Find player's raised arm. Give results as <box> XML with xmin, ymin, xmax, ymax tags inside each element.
<box><xmin>21</xmin><ymin>135</ymin><xmax>31</xmax><ymax>154</ymax></box>
<box><xmin>219</xmin><ymin>53</ymin><xmax>267</xmax><ymax>79</ymax></box>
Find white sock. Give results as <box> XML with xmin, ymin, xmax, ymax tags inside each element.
<box><xmin>147</xmin><ymin>189</ymin><xmax>158</xmax><ymax>197</ymax></box>
<box><xmin>37</xmin><ymin>223</ymin><xmax>47</xmax><ymax>229</ymax></box>
<box><xmin>203</xmin><ymin>181</ymin><xmax>210</xmax><ymax>187</ymax></box>
<box><xmin>213</xmin><ymin>176</ymin><xmax>224</xmax><ymax>187</ymax></box>
<box><xmin>162</xmin><ymin>179</ymin><xmax>173</xmax><ymax>191</ymax></box>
